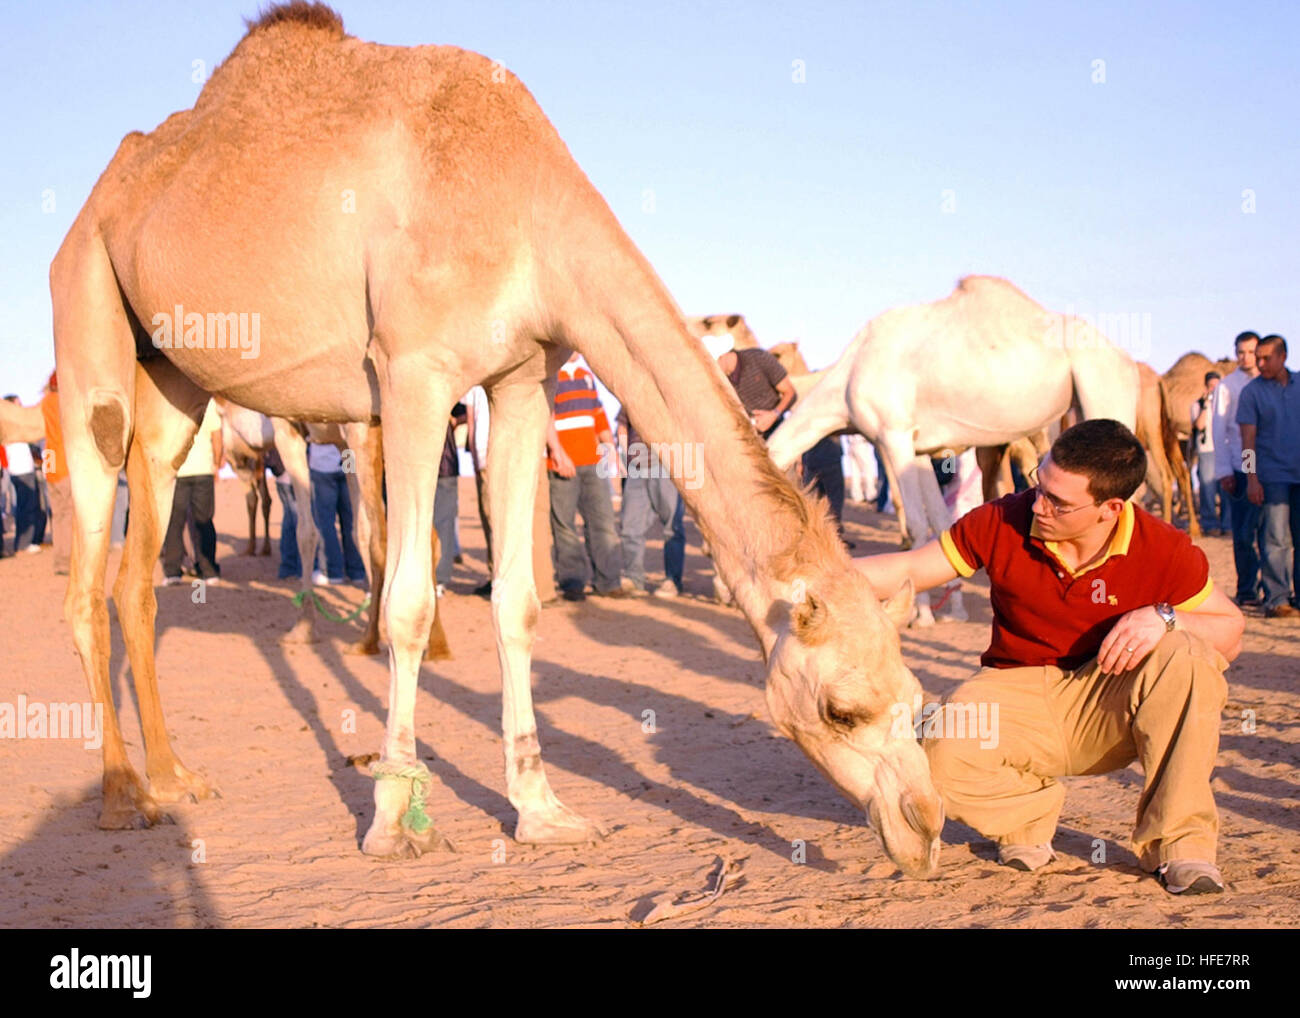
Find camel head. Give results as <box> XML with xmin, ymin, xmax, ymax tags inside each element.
<box><xmin>764</xmin><ymin>572</ymin><xmax>943</xmax><ymax>878</ymax></box>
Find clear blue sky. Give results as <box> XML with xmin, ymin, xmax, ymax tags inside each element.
<box><xmin>2</xmin><ymin>0</ymin><xmax>1296</xmax><ymax>406</ymax></box>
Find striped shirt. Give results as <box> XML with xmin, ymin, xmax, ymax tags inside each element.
<box><xmin>552</xmin><ymin>363</ymin><xmax>611</xmax><ymax>468</ymax></box>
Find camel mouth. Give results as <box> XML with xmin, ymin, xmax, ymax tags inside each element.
<box><xmin>867</xmin><ymin>797</ymin><xmax>943</xmax><ymax>879</ymax></box>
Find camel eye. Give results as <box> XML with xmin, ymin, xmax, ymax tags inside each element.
<box><xmin>823</xmin><ymin>702</ymin><xmax>859</xmax><ymax>730</ymax></box>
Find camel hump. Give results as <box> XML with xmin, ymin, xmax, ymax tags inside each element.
<box><xmin>243</xmin><ymin>2</ymin><xmax>346</xmax><ymax>39</ymax></box>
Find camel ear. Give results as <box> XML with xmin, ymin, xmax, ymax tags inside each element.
<box><xmin>792</xmin><ymin>591</ymin><xmax>832</xmax><ymax>645</ymax></box>
<box><xmin>880</xmin><ymin>579</ymin><xmax>914</xmax><ymax>630</ymax></box>
<box><xmin>726</xmin><ymin>314</ymin><xmax>740</xmax><ymax>328</ymax></box>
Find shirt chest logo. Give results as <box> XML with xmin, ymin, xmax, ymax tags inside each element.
<box><xmin>1090</xmin><ymin>578</ymin><xmax>1118</xmax><ymax>606</ymax></box>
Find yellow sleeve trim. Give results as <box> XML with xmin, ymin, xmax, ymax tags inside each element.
<box><xmin>1174</xmin><ymin>577</ymin><xmax>1214</xmax><ymax>612</ymax></box>
<box><xmin>940</xmin><ymin>530</ymin><xmax>976</xmax><ymax>578</ymax></box>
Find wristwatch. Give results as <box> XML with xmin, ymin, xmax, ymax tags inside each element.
<box><xmin>1154</xmin><ymin>602</ymin><xmax>1176</xmax><ymax>631</ymax></box>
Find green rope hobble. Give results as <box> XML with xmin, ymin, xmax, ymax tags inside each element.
<box><xmin>290</xmin><ymin>589</ymin><xmax>372</xmax><ymax>624</ymax></box>
<box><xmin>371</xmin><ymin>760</ymin><xmax>433</xmax><ymax>834</ymax></box>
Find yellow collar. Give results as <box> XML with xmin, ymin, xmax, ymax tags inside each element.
<box><xmin>1031</xmin><ymin>501</ymin><xmax>1135</xmax><ymax>578</ymax></box>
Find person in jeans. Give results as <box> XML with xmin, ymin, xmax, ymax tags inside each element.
<box><xmin>802</xmin><ymin>435</ymin><xmax>855</xmax><ymax>549</ymax></box>
<box><xmin>308</xmin><ymin>440</ymin><xmax>367</xmax><ymax>586</ymax></box>
<box><xmin>262</xmin><ymin>445</ymin><xmax>301</xmax><ymax>580</ymax></box>
<box><xmin>433</xmin><ymin>402</ymin><xmax>467</xmax><ymax>597</ymax></box>
<box><xmin>1190</xmin><ymin>371</ymin><xmax>1225</xmax><ymax>535</ymax></box>
<box><xmin>548</xmin><ymin>354</ymin><xmax>627</xmax><ymax>601</ymax></box>
<box><xmin>162</xmin><ymin>399</ymin><xmax>223</xmax><ymax>583</ymax></box>
<box><xmin>1213</xmin><ymin>331</ymin><xmax>1266</xmax><ymax>604</ymax></box>
<box><xmin>616</xmin><ymin>404</ymin><xmax>684</xmax><ymax>597</ymax></box>
<box><xmin>1238</xmin><ymin>334</ymin><xmax>1300</xmax><ymax>618</ymax></box>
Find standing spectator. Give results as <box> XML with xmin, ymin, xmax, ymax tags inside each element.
<box><xmin>801</xmin><ymin>435</ymin><xmax>855</xmax><ymax>548</ymax></box>
<box><xmin>3</xmin><ymin>395</ymin><xmax>43</xmax><ymax>555</ymax></box>
<box><xmin>263</xmin><ymin>445</ymin><xmax>302</xmax><ymax>581</ymax></box>
<box><xmin>548</xmin><ymin>353</ymin><xmax>627</xmax><ymax>601</ymax></box>
<box><xmin>703</xmin><ymin>332</ymin><xmax>795</xmax><ymax>439</ymax></box>
<box><xmin>617</xmin><ymin>404</ymin><xmax>685</xmax><ymax>597</ymax></box>
<box><xmin>433</xmin><ymin>403</ymin><xmax>468</xmax><ymax>597</ymax></box>
<box><xmin>1238</xmin><ymin>334</ymin><xmax>1300</xmax><ymax>618</ymax></box>
<box><xmin>465</xmin><ymin>385</ymin><xmax>493</xmax><ymax>597</ymax></box>
<box><xmin>161</xmin><ymin>399</ymin><xmax>223</xmax><ymax>584</ymax></box>
<box><xmin>1191</xmin><ymin>371</ymin><xmax>1225</xmax><ymax>535</ymax></box>
<box><xmin>0</xmin><ymin>444</ymin><xmax>9</xmax><ymax>557</ymax></box>
<box><xmin>308</xmin><ymin>439</ymin><xmax>367</xmax><ymax>587</ymax></box>
<box><xmin>39</xmin><ymin>372</ymin><xmax>73</xmax><ymax>574</ymax></box>
<box><xmin>1214</xmin><ymin>331</ymin><xmax>1266</xmax><ymax>604</ymax></box>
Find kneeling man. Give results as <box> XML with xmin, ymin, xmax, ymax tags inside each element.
<box><xmin>857</xmin><ymin>420</ymin><xmax>1244</xmax><ymax>894</ymax></box>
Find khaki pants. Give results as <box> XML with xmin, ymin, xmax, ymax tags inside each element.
<box><xmin>924</xmin><ymin>631</ymin><xmax>1229</xmax><ymax>869</ymax></box>
<box><xmin>48</xmin><ymin>477</ymin><xmax>73</xmax><ymax>574</ymax></box>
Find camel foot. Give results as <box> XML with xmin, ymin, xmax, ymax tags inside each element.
<box><xmin>346</xmin><ymin>639</ymin><xmax>382</xmax><ymax>657</ymax></box>
<box><xmin>361</xmin><ymin>820</ymin><xmax>455</xmax><ymax>859</ymax></box>
<box><xmin>149</xmin><ymin>762</ymin><xmax>220</xmax><ymax>805</ymax></box>
<box><xmin>259</xmin><ymin>543</ymin><xmax>272</xmax><ymax>557</ymax></box>
<box><xmin>242</xmin><ymin>543</ymin><xmax>256</xmax><ymax>556</ymax></box>
<box><xmin>281</xmin><ymin>615</ymin><xmax>318</xmax><ymax>644</ymax></box>
<box><xmin>515</xmin><ymin>803</ymin><xmax>605</xmax><ymax>846</ymax></box>
<box><xmin>98</xmin><ymin>794</ymin><xmax>173</xmax><ymax>830</ymax></box>
<box><xmin>711</xmin><ymin>576</ymin><xmax>734</xmax><ymax>606</ymax></box>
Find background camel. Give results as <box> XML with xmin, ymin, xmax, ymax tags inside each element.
<box><xmin>217</xmin><ymin>400</ymin><xmax>274</xmax><ymax>557</ymax></box>
<box><xmin>52</xmin><ymin>4</ymin><xmax>941</xmax><ymax>877</ymax></box>
<box><xmin>1134</xmin><ymin>362</ymin><xmax>1200</xmax><ymax>536</ymax></box>
<box><xmin>1163</xmin><ymin>351</ymin><xmax>1236</xmax><ymax>448</ymax></box>
<box><xmin>766</xmin><ymin>276</ymin><xmax>1141</xmax><ymax>563</ymax></box>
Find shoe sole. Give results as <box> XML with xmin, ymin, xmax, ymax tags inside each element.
<box><xmin>1161</xmin><ymin>875</ymin><xmax>1224</xmax><ymax>894</ymax></box>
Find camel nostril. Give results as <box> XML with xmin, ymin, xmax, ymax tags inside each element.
<box><xmin>902</xmin><ymin>794</ymin><xmax>942</xmax><ymax>840</ymax></box>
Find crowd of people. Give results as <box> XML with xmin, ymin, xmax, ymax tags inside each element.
<box><xmin>4</xmin><ymin>331</ymin><xmax>1295</xmax><ymax>624</ymax></box>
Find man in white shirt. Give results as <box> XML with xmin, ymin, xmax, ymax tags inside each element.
<box><xmin>1190</xmin><ymin>372</ymin><xmax>1224</xmax><ymax>535</ymax></box>
<box><xmin>161</xmin><ymin>399</ymin><xmax>223</xmax><ymax>584</ymax></box>
<box><xmin>3</xmin><ymin>395</ymin><xmax>43</xmax><ymax>555</ymax></box>
<box><xmin>1212</xmin><ymin>332</ymin><xmax>1265</xmax><ymax>604</ymax></box>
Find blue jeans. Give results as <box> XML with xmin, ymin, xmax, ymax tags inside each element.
<box><xmin>434</xmin><ymin>476</ymin><xmax>458</xmax><ymax>586</ymax></box>
<box><xmin>620</xmin><ymin>473</ymin><xmax>684</xmax><ymax>591</ymax></box>
<box><xmin>310</xmin><ymin>469</ymin><xmax>366</xmax><ymax>582</ymax></box>
<box><xmin>550</xmin><ymin>463</ymin><xmax>623</xmax><ymax>593</ymax></box>
<box><xmin>1196</xmin><ymin>452</ymin><xmax>1225</xmax><ymax>532</ymax></box>
<box><xmin>276</xmin><ymin>479</ymin><xmax>301</xmax><ymax>578</ymax></box>
<box><xmin>1260</xmin><ymin>481</ymin><xmax>1300</xmax><ymax>609</ymax></box>
<box><xmin>10</xmin><ymin>472</ymin><xmax>41</xmax><ymax>551</ymax></box>
<box><xmin>1225</xmin><ymin>471</ymin><xmax>1265</xmax><ymax>601</ymax></box>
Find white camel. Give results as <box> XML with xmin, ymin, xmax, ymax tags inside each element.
<box><xmin>768</xmin><ymin>276</ymin><xmax>1140</xmax><ymax>621</ymax></box>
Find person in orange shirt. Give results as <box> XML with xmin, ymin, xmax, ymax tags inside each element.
<box><xmin>39</xmin><ymin>371</ymin><xmax>73</xmax><ymax>575</ymax></box>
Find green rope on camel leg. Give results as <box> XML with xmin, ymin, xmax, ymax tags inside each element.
<box><xmin>371</xmin><ymin>760</ymin><xmax>433</xmax><ymax>835</ymax></box>
<box><xmin>290</xmin><ymin>589</ymin><xmax>372</xmax><ymax>624</ymax></box>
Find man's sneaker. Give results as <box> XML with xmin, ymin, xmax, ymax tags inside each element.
<box><xmin>202</xmin><ymin>576</ymin><xmax>221</xmax><ymax>586</ymax></box>
<box><xmin>24</xmin><ymin>544</ymin><xmax>42</xmax><ymax>554</ymax></box>
<box><xmin>653</xmin><ymin>579</ymin><xmax>680</xmax><ymax>599</ymax></box>
<box><xmin>312</xmin><ymin>571</ymin><xmax>332</xmax><ymax>587</ymax></box>
<box><xmin>997</xmin><ymin>843</ymin><xmax>1057</xmax><ymax>872</ymax></box>
<box><xmin>162</xmin><ymin>575</ymin><xmax>186</xmax><ymax>587</ymax></box>
<box><xmin>435</xmin><ymin>583</ymin><xmax>446</xmax><ymax>598</ymax></box>
<box><xmin>1266</xmin><ymin>603</ymin><xmax>1298</xmax><ymax>618</ymax></box>
<box><xmin>1157</xmin><ymin>860</ymin><xmax>1224</xmax><ymax>895</ymax></box>
<box><xmin>473</xmin><ymin>580</ymin><xmax>492</xmax><ymax>599</ymax></box>
<box><xmin>561</xmin><ymin>586</ymin><xmax>586</xmax><ymax>602</ymax></box>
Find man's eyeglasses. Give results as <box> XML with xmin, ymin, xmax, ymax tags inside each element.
<box><xmin>1027</xmin><ymin>466</ymin><xmax>1100</xmax><ymax>518</ymax></box>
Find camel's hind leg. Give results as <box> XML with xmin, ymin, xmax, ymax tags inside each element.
<box><xmin>114</xmin><ymin>359</ymin><xmax>218</xmax><ymax>807</ymax></box>
<box><xmin>51</xmin><ymin>229</ymin><xmax>150</xmax><ymax>828</ymax></box>
<box><xmin>488</xmin><ymin>364</ymin><xmax>602</xmax><ymax>845</ymax></box>
<box><xmin>273</xmin><ymin>418</ymin><xmax>319</xmax><ymax>643</ymax></box>
<box><xmin>255</xmin><ymin>459</ymin><xmax>272</xmax><ymax>555</ymax></box>
<box><xmin>342</xmin><ymin>421</ymin><xmax>451</xmax><ymax>660</ymax></box>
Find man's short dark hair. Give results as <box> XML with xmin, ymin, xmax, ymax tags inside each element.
<box><xmin>1205</xmin><ymin>371</ymin><xmax>1221</xmax><ymax>384</ymax></box>
<box><xmin>1235</xmin><ymin>331</ymin><xmax>1260</xmax><ymax>350</ymax></box>
<box><xmin>1258</xmin><ymin>334</ymin><xmax>1288</xmax><ymax>357</ymax></box>
<box><xmin>1049</xmin><ymin>419</ymin><xmax>1147</xmax><ymax>502</ymax></box>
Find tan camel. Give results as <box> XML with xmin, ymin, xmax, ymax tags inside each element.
<box><xmin>1163</xmin><ymin>352</ymin><xmax>1236</xmax><ymax>444</ymax></box>
<box><xmin>1135</xmin><ymin>363</ymin><xmax>1200</xmax><ymax>537</ymax></box>
<box><xmin>0</xmin><ymin>398</ymin><xmax>45</xmax><ymax>445</ymax></box>
<box><xmin>52</xmin><ymin>4</ymin><xmax>941</xmax><ymax>875</ymax></box>
<box><xmin>216</xmin><ymin>401</ymin><xmax>273</xmax><ymax>556</ymax></box>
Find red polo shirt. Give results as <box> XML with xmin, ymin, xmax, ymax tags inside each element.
<box><xmin>940</xmin><ymin>490</ymin><xmax>1213</xmax><ymax>670</ymax></box>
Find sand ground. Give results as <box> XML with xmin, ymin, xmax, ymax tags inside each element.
<box><xmin>1</xmin><ymin>477</ymin><xmax>1296</xmax><ymax>928</ymax></box>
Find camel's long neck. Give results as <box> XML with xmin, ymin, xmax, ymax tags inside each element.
<box><xmin>551</xmin><ymin>215</ymin><xmax>833</xmax><ymax>656</ymax></box>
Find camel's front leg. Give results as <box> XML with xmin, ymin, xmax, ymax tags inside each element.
<box><xmin>360</xmin><ymin>367</ymin><xmax>454</xmax><ymax>858</ymax></box>
<box><xmin>489</xmin><ymin>374</ymin><xmax>603</xmax><ymax>845</ymax></box>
